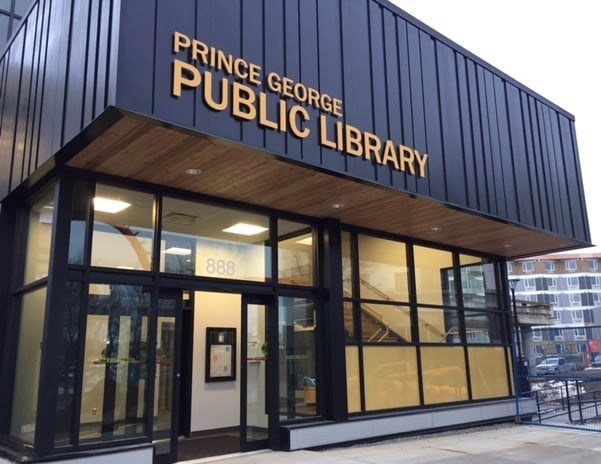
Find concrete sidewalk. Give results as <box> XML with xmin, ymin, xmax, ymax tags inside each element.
<box><xmin>185</xmin><ymin>424</ymin><xmax>601</xmax><ymax>463</ymax></box>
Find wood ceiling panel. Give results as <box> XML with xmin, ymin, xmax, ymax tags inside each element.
<box><xmin>67</xmin><ymin>114</ymin><xmax>584</xmax><ymax>258</ymax></box>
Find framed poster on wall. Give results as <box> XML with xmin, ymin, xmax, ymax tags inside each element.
<box><xmin>205</xmin><ymin>327</ymin><xmax>236</xmax><ymax>382</ymax></box>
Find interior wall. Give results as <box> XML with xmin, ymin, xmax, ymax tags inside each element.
<box><xmin>190</xmin><ymin>291</ymin><xmax>241</xmax><ymax>432</ymax></box>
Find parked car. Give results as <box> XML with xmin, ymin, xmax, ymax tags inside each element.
<box><xmin>534</xmin><ymin>357</ymin><xmax>574</xmax><ymax>375</ymax></box>
<box><xmin>590</xmin><ymin>354</ymin><xmax>601</xmax><ymax>368</ymax></box>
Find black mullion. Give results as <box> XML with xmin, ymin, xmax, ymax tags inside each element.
<box><xmin>349</xmin><ymin>232</ymin><xmax>366</xmax><ymax>412</ymax></box>
<box><xmin>453</xmin><ymin>253</ymin><xmax>473</xmax><ymax>401</ymax></box>
<box><xmin>71</xmin><ymin>281</ymin><xmax>90</xmax><ymax>448</ymax></box>
<box><xmin>407</xmin><ymin>243</ymin><xmax>424</xmax><ymax>406</ymax></box>
<box><xmin>35</xmin><ymin>178</ymin><xmax>75</xmax><ymax>454</ymax></box>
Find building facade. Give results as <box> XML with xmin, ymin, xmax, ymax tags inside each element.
<box><xmin>510</xmin><ymin>254</ymin><xmax>601</xmax><ymax>365</ymax></box>
<box><xmin>0</xmin><ymin>1</ymin><xmax>591</xmax><ymax>463</ymax></box>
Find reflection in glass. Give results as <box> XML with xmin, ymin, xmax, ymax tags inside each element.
<box><xmin>278</xmin><ymin>220</ymin><xmax>314</xmax><ymax>286</ymax></box>
<box><xmin>278</xmin><ymin>297</ymin><xmax>317</xmax><ymax>420</ymax></box>
<box><xmin>421</xmin><ymin>346</ymin><xmax>468</xmax><ymax>404</ymax></box>
<box><xmin>161</xmin><ymin>197</ymin><xmax>270</xmax><ymax>282</ymax></box>
<box><xmin>55</xmin><ymin>282</ymin><xmax>82</xmax><ymax>446</ymax></box>
<box><xmin>468</xmin><ymin>346</ymin><xmax>510</xmax><ymax>399</ymax></box>
<box><xmin>343</xmin><ymin>301</ymin><xmax>355</xmax><ymax>341</ymax></box>
<box><xmin>342</xmin><ymin>231</ymin><xmax>353</xmax><ymax>297</ymax></box>
<box><xmin>345</xmin><ymin>346</ymin><xmax>361</xmax><ymax>413</ymax></box>
<box><xmin>80</xmin><ymin>285</ymin><xmax>150</xmax><ymax>441</ymax></box>
<box><xmin>363</xmin><ymin>346</ymin><xmax>419</xmax><ymax>410</ymax></box>
<box><xmin>360</xmin><ymin>303</ymin><xmax>411</xmax><ymax>343</ymax></box>
<box><xmin>460</xmin><ymin>256</ymin><xmax>498</xmax><ymax>309</ymax></box>
<box><xmin>153</xmin><ymin>314</ymin><xmax>176</xmax><ymax>456</ymax></box>
<box><xmin>10</xmin><ymin>287</ymin><xmax>47</xmax><ymax>443</ymax></box>
<box><xmin>91</xmin><ymin>184</ymin><xmax>154</xmax><ymax>270</ymax></box>
<box><xmin>417</xmin><ymin>307</ymin><xmax>461</xmax><ymax>343</ymax></box>
<box><xmin>464</xmin><ymin>310</ymin><xmax>506</xmax><ymax>344</ymax></box>
<box><xmin>358</xmin><ymin>235</ymin><xmax>409</xmax><ymax>302</ymax></box>
<box><xmin>414</xmin><ymin>246</ymin><xmax>454</xmax><ymax>306</ymax></box>
<box><xmin>246</xmin><ymin>304</ymin><xmax>268</xmax><ymax>441</ymax></box>
<box><xmin>24</xmin><ymin>184</ymin><xmax>55</xmax><ymax>283</ymax></box>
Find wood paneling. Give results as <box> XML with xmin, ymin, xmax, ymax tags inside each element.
<box><xmin>68</xmin><ymin>114</ymin><xmax>585</xmax><ymax>258</ymax></box>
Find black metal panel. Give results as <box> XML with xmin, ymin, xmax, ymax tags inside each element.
<box><xmin>0</xmin><ymin>0</ymin><xmax>591</xmax><ymax>245</ymax></box>
<box><xmin>0</xmin><ymin>0</ymin><xmax>118</xmax><ymax>199</ymax></box>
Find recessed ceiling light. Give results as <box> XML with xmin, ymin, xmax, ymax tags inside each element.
<box><xmin>504</xmin><ymin>244</ymin><xmax>512</xmax><ymax>248</ymax></box>
<box><xmin>93</xmin><ymin>197</ymin><xmax>132</xmax><ymax>214</ymax></box>
<box><xmin>331</xmin><ymin>202</ymin><xmax>344</xmax><ymax>209</ymax></box>
<box><xmin>185</xmin><ymin>168</ymin><xmax>202</xmax><ymax>175</ymax></box>
<box><xmin>431</xmin><ymin>227</ymin><xmax>442</xmax><ymax>232</ymax></box>
<box><xmin>222</xmin><ymin>223</ymin><xmax>268</xmax><ymax>236</ymax></box>
<box><xmin>295</xmin><ymin>236</ymin><xmax>313</xmax><ymax>246</ymax></box>
<box><xmin>164</xmin><ymin>247</ymin><xmax>192</xmax><ymax>256</ymax></box>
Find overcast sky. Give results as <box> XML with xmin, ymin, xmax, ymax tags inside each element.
<box><xmin>390</xmin><ymin>0</ymin><xmax>600</xmax><ymax>252</ymax></box>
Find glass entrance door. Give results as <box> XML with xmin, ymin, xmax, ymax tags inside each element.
<box><xmin>152</xmin><ymin>290</ymin><xmax>181</xmax><ymax>464</ymax></box>
<box><xmin>241</xmin><ymin>296</ymin><xmax>274</xmax><ymax>450</ymax></box>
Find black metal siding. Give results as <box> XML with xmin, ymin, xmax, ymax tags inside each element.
<box><xmin>0</xmin><ymin>0</ymin><xmax>119</xmax><ymax>199</ymax></box>
<box><xmin>0</xmin><ymin>0</ymin><xmax>590</xmax><ymax>245</ymax></box>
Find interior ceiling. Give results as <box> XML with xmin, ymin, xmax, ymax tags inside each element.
<box><xmin>67</xmin><ymin>113</ymin><xmax>585</xmax><ymax>259</ymax></box>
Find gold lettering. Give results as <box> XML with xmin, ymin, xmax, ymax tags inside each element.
<box><xmin>202</xmin><ymin>72</ymin><xmax>228</xmax><ymax>111</ymax></box>
<box><xmin>307</xmin><ymin>88</ymin><xmax>320</xmax><ymax>109</ymax></box>
<box><xmin>248</xmin><ymin>63</ymin><xmax>262</xmax><ymax>86</ymax></box>
<box><xmin>363</xmin><ymin>132</ymin><xmax>382</xmax><ymax>163</ymax></box>
<box><xmin>288</xmin><ymin>105</ymin><xmax>310</xmax><ymax>138</ymax></box>
<box><xmin>281</xmin><ymin>77</ymin><xmax>294</xmax><ymax>98</ymax></box>
<box><xmin>233</xmin><ymin>57</ymin><xmax>248</xmax><ymax>80</ymax></box>
<box><xmin>293</xmin><ymin>83</ymin><xmax>308</xmax><ymax>103</ymax></box>
<box><xmin>191</xmin><ymin>40</ymin><xmax>209</xmax><ymax>64</ymax></box>
<box><xmin>173</xmin><ymin>31</ymin><xmax>191</xmax><ymax>53</ymax></box>
<box><xmin>259</xmin><ymin>92</ymin><xmax>278</xmax><ymax>130</ymax></box>
<box><xmin>399</xmin><ymin>145</ymin><xmax>416</xmax><ymax>175</ymax></box>
<box><xmin>215</xmin><ymin>50</ymin><xmax>233</xmax><ymax>74</ymax></box>
<box><xmin>332</xmin><ymin>98</ymin><xmax>343</xmax><ymax>118</ymax></box>
<box><xmin>345</xmin><ymin>124</ymin><xmax>363</xmax><ymax>156</ymax></box>
<box><xmin>319</xmin><ymin>115</ymin><xmax>336</xmax><ymax>149</ymax></box>
<box><xmin>278</xmin><ymin>99</ymin><xmax>287</xmax><ymax>132</ymax></box>
<box><xmin>266</xmin><ymin>72</ymin><xmax>281</xmax><ymax>93</ymax></box>
<box><xmin>415</xmin><ymin>150</ymin><xmax>429</xmax><ymax>178</ymax></box>
<box><xmin>172</xmin><ymin>59</ymin><xmax>201</xmax><ymax>97</ymax></box>
<box><xmin>382</xmin><ymin>140</ymin><xmax>399</xmax><ymax>170</ymax></box>
<box><xmin>232</xmin><ymin>82</ymin><xmax>257</xmax><ymax>121</ymax></box>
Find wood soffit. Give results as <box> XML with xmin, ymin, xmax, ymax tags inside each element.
<box><xmin>66</xmin><ymin>115</ymin><xmax>584</xmax><ymax>258</ymax></box>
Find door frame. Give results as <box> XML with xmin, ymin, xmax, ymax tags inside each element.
<box><xmin>240</xmin><ymin>294</ymin><xmax>278</xmax><ymax>451</ymax></box>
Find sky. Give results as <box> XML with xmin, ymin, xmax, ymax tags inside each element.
<box><xmin>389</xmin><ymin>0</ymin><xmax>600</xmax><ymax>253</ymax></box>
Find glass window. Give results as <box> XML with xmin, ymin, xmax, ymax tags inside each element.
<box><xmin>345</xmin><ymin>346</ymin><xmax>361</xmax><ymax>413</ymax></box>
<box><xmin>24</xmin><ymin>184</ymin><xmax>55</xmax><ymax>284</ymax></box>
<box><xmin>68</xmin><ymin>180</ymin><xmax>91</xmax><ymax>265</ymax></box>
<box><xmin>569</xmin><ymin>293</ymin><xmax>581</xmax><ymax>305</ymax></box>
<box><xmin>342</xmin><ymin>231</ymin><xmax>353</xmax><ymax>296</ymax></box>
<box><xmin>363</xmin><ymin>346</ymin><xmax>419</xmax><ymax>410</ymax></box>
<box><xmin>0</xmin><ymin>1</ymin><xmax>12</xmax><ymax>11</ymax></box>
<box><xmin>460</xmin><ymin>255</ymin><xmax>497</xmax><ymax>309</ymax></box>
<box><xmin>592</xmin><ymin>276</ymin><xmax>601</xmax><ymax>288</ymax></box>
<box><xmin>55</xmin><ymin>282</ymin><xmax>83</xmax><ymax>446</ymax></box>
<box><xmin>161</xmin><ymin>197</ymin><xmax>270</xmax><ymax>282</ymax></box>
<box><xmin>506</xmin><ymin>261</ymin><xmax>512</xmax><ymax>274</ymax></box>
<box><xmin>0</xmin><ymin>14</ymin><xmax>8</xmax><ymax>46</ymax></box>
<box><xmin>80</xmin><ymin>284</ymin><xmax>150</xmax><ymax>441</ymax></box>
<box><xmin>464</xmin><ymin>310</ymin><xmax>506</xmax><ymax>344</ymax></box>
<box><xmin>10</xmin><ymin>287</ymin><xmax>47</xmax><ymax>443</ymax></box>
<box><xmin>15</xmin><ymin>0</ymin><xmax>31</xmax><ymax>15</ymax></box>
<box><xmin>278</xmin><ymin>219</ymin><xmax>314</xmax><ymax>286</ymax></box>
<box><xmin>358</xmin><ymin>235</ymin><xmax>409</xmax><ymax>302</ymax></box>
<box><xmin>548</xmin><ymin>278</ymin><xmax>557</xmax><ymax>289</ymax></box>
<box><xmin>522</xmin><ymin>261</ymin><xmax>534</xmax><ymax>273</ymax></box>
<box><xmin>360</xmin><ymin>303</ymin><xmax>411</xmax><ymax>343</ymax></box>
<box><xmin>548</xmin><ymin>294</ymin><xmax>558</xmax><ymax>305</ymax></box>
<box><xmin>468</xmin><ymin>347</ymin><xmax>509</xmax><ymax>399</ymax></box>
<box><xmin>565</xmin><ymin>259</ymin><xmax>577</xmax><ymax>272</ymax></box>
<box><xmin>589</xmin><ymin>259</ymin><xmax>599</xmax><ymax>271</ymax></box>
<box><xmin>568</xmin><ymin>276</ymin><xmax>579</xmax><ymax>289</ymax></box>
<box><xmin>414</xmin><ymin>246</ymin><xmax>454</xmax><ymax>306</ymax></box>
<box><xmin>91</xmin><ymin>184</ymin><xmax>154</xmax><ymax>271</ymax></box>
<box><xmin>420</xmin><ymin>346</ymin><xmax>468</xmax><ymax>404</ymax></box>
<box><xmin>417</xmin><ymin>307</ymin><xmax>461</xmax><ymax>343</ymax></box>
<box><xmin>544</xmin><ymin>260</ymin><xmax>555</xmax><ymax>272</ymax></box>
<box><xmin>278</xmin><ymin>297</ymin><xmax>316</xmax><ymax>420</ymax></box>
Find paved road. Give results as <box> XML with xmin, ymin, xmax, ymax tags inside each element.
<box><xmin>183</xmin><ymin>423</ymin><xmax>601</xmax><ymax>463</ymax></box>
